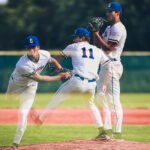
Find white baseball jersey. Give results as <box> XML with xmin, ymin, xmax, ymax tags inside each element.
<box><xmin>10</xmin><ymin>50</ymin><xmax>51</xmax><ymax>88</ymax></box>
<box><xmin>63</xmin><ymin>41</ymin><xmax>109</xmax><ymax>80</ymax></box>
<box><xmin>97</xmin><ymin>22</ymin><xmax>127</xmax><ymax>133</ymax></box>
<box><xmin>6</xmin><ymin>50</ymin><xmax>51</xmax><ymax>145</ymax></box>
<box><xmin>102</xmin><ymin>21</ymin><xmax>127</xmax><ymax>61</ymax></box>
<box><xmin>40</xmin><ymin>42</ymin><xmax>112</xmax><ymax>128</ymax></box>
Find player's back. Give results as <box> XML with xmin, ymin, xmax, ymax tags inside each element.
<box><xmin>70</xmin><ymin>42</ymin><xmax>102</xmax><ymax>80</ymax></box>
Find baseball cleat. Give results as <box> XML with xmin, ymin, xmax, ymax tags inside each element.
<box><xmin>96</xmin><ymin>128</ymin><xmax>111</xmax><ymax>140</ymax></box>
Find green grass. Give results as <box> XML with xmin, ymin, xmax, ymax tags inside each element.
<box><xmin>0</xmin><ymin>93</ymin><xmax>150</xmax><ymax>147</ymax></box>
<box><xmin>121</xmin><ymin>93</ymin><xmax>150</xmax><ymax>108</ymax></box>
<box><xmin>0</xmin><ymin>93</ymin><xmax>150</xmax><ymax>108</ymax></box>
<box><xmin>0</xmin><ymin>124</ymin><xmax>150</xmax><ymax>147</ymax></box>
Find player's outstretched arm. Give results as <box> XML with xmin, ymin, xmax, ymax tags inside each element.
<box><xmin>29</xmin><ymin>72</ymin><xmax>70</xmax><ymax>82</ymax></box>
<box><xmin>49</xmin><ymin>58</ymin><xmax>63</xmax><ymax>72</ymax></box>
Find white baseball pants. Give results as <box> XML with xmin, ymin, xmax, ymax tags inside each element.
<box><xmin>40</xmin><ymin>75</ymin><xmax>103</xmax><ymax>128</ymax></box>
<box><xmin>6</xmin><ymin>78</ymin><xmax>37</xmax><ymax>144</ymax></box>
<box><xmin>97</xmin><ymin>61</ymin><xmax>123</xmax><ymax>133</ymax></box>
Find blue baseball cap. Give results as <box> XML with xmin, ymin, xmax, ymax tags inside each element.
<box><xmin>25</xmin><ymin>35</ymin><xmax>39</xmax><ymax>48</ymax></box>
<box><xmin>106</xmin><ymin>2</ymin><xmax>122</xmax><ymax>11</ymax></box>
<box><xmin>72</xmin><ymin>28</ymin><xmax>90</xmax><ymax>37</ymax></box>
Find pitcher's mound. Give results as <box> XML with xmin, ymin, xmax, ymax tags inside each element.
<box><xmin>2</xmin><ymin>139</ymin><xmax>149</xmax><ymax>150</ymax></box>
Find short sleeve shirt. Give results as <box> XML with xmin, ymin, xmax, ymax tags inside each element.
<box><xmin>102</xmin><ymin>22</ymin><xmax>127</xmax><ymax>60</ymax></box>
<box><xmin>63</xmin><ymin>42</ymin><xmax>109</xmax><ymax>80</ymax></box>
<box><xmin>11</xmin><ymin>50</ymin><xmax>51</xmax><ymax>86</ymax></box>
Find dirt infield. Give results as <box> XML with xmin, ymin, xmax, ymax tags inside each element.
<box><xmin>0</xmin><ymin>108</ymin><xmax>150</xmax><ymax>124</ymax></box>
<box><xmin>1</xmin><ymin>139</ymin><xmax>150</xmax><ymax>150</ymax></box>
<box><xmin>0</xmin><ymin>108</ymin><xmax>150</xmax><ymax>150</ymax></box>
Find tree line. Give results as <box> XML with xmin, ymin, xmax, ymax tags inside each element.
<box><xmin>0</xmin><ymin>0</ymin><xmax>149</xmax><ymax>51</ymax></box>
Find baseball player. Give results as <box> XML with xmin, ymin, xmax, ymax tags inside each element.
<box><xmin>89</xmin><ymin>2</ymin><xmax>127</xmax><ymax>140</ymax></box>
<box><xmin>31</xmin><ymin>28</ymin><xmax>112</xmax><ymax>135</ymax></box>
<box><xmin>6</xmin><ymin>35</ymin><xmax>70</xmax><ymax>150</ymax></box>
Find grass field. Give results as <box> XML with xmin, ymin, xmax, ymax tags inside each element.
<box><xmin>0</xmin><ymin>93</ymin><xmax>150</xmax><ymax>147</ymax></box>
<box><xmin>0</xmin><ymin>125</ymin><xmax>150</xmax><ymax>147</ymax></box>
<box><xmin>0</xmin><ymin>93</ymin><xmax>150</xmax><ymax>108</ymax></box>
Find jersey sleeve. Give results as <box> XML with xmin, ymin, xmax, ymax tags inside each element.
<box><xmin>108</xmin><ymin>26</ymin><xmax>122</xmax><ymax>45</ymax></box>
<box><xmin>40</xmin><ymin>50</ymin><xmax>52</xmax><ymax>63</ymax></box>
<box><xmin>62</xmin><ymin>44</ymin><xmax>75</xmax><ymax>57</ymax></box>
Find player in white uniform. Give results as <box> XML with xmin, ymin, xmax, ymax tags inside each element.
<box><xmin>6</xmin><ymin>35</ymin><xmax>69</xmax><ymax>150</ymax></box>
<box><xmin>92</xmin><ymin>2</ymin><xmax>127</xmax><ymax>139</ymax></box>
<box><xmin>31</xmin><ymin>28</ymin><xmax>112</xmax><ymax>132</ymax></box>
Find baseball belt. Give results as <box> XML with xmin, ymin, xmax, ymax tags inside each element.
<box><xmin>74</xmin><ymin>74</ymin><xmax>96</xmax><ymax>82</ymax></box>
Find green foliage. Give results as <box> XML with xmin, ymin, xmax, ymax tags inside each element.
<box><xmin>0</xmin><ymin>0</ymin><xmax>149</xmax><ymax>50</ymax></box>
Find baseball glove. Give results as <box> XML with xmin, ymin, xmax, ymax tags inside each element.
<box><xmin>44</xmin><ymin>64</ymin><xmax>72</xmax><ymax>82</ymax></box>
<box><xmin>87</xmin><ymin>17</ymin><xmax>107</xmax><ymax>33</ymax></box>
<box><xmin>59</xmin><ymin>67</ymin><xmax>72</xmax><ymax>82</ymax></box>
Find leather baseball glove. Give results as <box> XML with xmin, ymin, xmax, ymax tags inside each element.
<box><xmin>44</xmin><ymin>65</ymin><xmax>72</xmax><ymax>82</ymax></box>
<box><xmin>87</xmin><ymin>17</ymin><xmax>107</xmax><ymax>33</ymax></box>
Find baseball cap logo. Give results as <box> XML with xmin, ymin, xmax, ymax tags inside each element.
<box><xmin>29</xmin><ymin>38</ymin><xmax>33</xmax><ymax>44</ymax></box>
<box><xmin>25</xmin><ymin>35</ymin><xmax>39</xmax><ymax>48</ymax></box>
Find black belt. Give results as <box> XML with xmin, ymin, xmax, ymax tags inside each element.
<box><xmin>74</xmin><ymin>74</ymin><xmax>96</xmax><ymax>82</ymax></box>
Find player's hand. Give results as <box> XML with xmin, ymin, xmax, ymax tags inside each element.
<box><xmin>98</xmin><ymin>85</ymin><xmax>106</xmax><ymax>96</ymax></box>
<box><xmin>59</xmin><ymin>72</ymin><xmax>70</xmax><ymax>80</ymax></box>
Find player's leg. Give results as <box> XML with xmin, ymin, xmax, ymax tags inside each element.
<box><xmin>94</xmin><ymin>79</ymin><xmax>104</xmax><ymax>128</ymax></box>
<box><xmin>6</xmin><ymin>78</ymin><xmax>24</xmax><ymax>101</ymax></box>
<box><xmin>39</xmin><ymin>77</ymin><xmax>76</xmax><ymax>122</ymax></box>
<box><xmin>13</xmin><ymin>87</ymin><xmax>36</xmax><ymax>145</ymax></box>
<box><xmin>97</xmin><ymin>84</ymin><xmax>112</xmax><ymax>139</ymax></box>
<box><xmin>85</xmin><ymin>81</ymin><xmax>110</xmax><ymax>140</ymax></box>
<box><xmin>111</xmin><ymin>76</ymin><xmax>123</xmax><ymax>133</ymax></box>
<box><xmin>88</xmin><ymin>92</ymin><xmax>103</xmax><ymax>128</ymax></box>
<box><xmin>110</xmin><ymin>63</ymin><xmax>123</xmax><ymax>139</ymax></box>
<box><xmin>96</xmin><ymin>68</ymin><xmax>114</xmax><ymax>139</ymax></box>
<box><xmin>102</xmin><ymin>93</ymin><xmax>112</xmax><ymax>130</ymax></box>
<box><xmin>97</xmin><ymin>70</ymin><xmax>113</xmax><ymax>129</ymax></box>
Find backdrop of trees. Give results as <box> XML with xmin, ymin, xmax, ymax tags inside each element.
<box><xmin>0</xmin><ymin>0</ymin><xmax>149</xmax><ymax>51</ymax></box>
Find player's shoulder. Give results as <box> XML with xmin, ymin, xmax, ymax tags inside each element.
<box><xmin>105</xmin><ymin>25</ymin><xmax>111</xmax><ymax>32</ymax></box>
<box><xmin>69</xmin><ymin>42</ymin><xmax>79</xmax><ymax>48</ymax></box>
<box><xmin>65</xmin><ymin>43</ymin><xmax>80</xmax><ymax>51</ymax></box>
<box><xmin>39</xmin><ymin>49</ymin><xmax>51</xmax><ymax>58</ymax></box>
<box><xmin>17</xmin><ymin>54</ymin><xmax>27</xmax><ymax>64</ymax></box>
<box><xmin>39</xmin><ymin>49</ymin><xmax>50</xmax><ymax>55</ymax></box>
<box><xmin>112</xmin><ymin>22</ymin><xmax>126</xmax><ymax>32</ymax></box>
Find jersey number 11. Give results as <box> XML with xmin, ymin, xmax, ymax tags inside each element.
<box><xmin>82</xmin><ymin>47</ymin><xmax>94</xmax><ymax>59</ymax></box>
